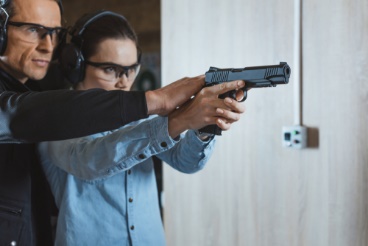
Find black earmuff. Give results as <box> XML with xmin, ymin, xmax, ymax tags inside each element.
<box><xmin>0</xmin><ymin>0</ymin><xmax>10</xmax><ymax>55</ymax></box>
<box><xmin>0</xmin><ymin>0</ymin><xmax>64</xmax><ymax>56</ymax></box>
<box><xmin>59</xmin><ymin>10</ymin><xmax>127</xmax><ymax>84</ymax></box>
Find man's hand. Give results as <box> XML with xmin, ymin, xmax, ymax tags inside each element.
<box><xmin>168</xmin><ymin>80</ymin><xmax>246</xmax><ymax>138</ymax></box>
<box><xmin>145</xmin><ymin>75</ymin><xmax>205</xmax><ymax>116</ymax></box>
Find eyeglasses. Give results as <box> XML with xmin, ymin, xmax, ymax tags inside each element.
<box><xmin>7</xmin><ymin>21</ymin><xmax>66</xmax><ymax>46</ymax></box>
<box><xmin>85</xmin><ymin>61</ymin><xmax>141</xmax><ymax>82</ymax></box>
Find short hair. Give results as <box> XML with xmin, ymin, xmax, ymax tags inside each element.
<box><xmin>2</xmin><ymin>0</ymin><xmax>63</xmax><ymax>18</ymax></box>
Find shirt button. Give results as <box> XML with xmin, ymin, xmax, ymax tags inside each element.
<box><xmin>129</xmin><ymin>198</ymin><xmax>133</xmax><ymax>203</ymax></box>
<box><xmin>160</xmin><ymin>142</ymin><xmax>168</xmax><ymax>148</ymax></box>
<box><xmin>11</xmin><ymin>241</ymin><xmax>17</xmax><ymax>246</ymax></box>
<box><xmin>127</xmin><ymin>170</ymin><xmax>132</xmax><ymax>175</ymax></box>
<box><xmin>130</xmin><ymin>225</ymin><xmax>135</xmax><ymax>230</ymax></box>
<box><xmin>138</xmin><ymin>154</ymin><xmax>146</xmax><ymax>159</ymax></box>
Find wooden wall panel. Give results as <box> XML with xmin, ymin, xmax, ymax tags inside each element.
<box><xmin>302</xmin><ymin>1</ymin><xmax>368</xmax><ymax>245</ymax></box>
<box><xmin>62</xmin><ymin>0</ymin><xmax>160</xmax><ymax>52</ymax></box>
<box><xmin>162</xmin><ymin>0</ymin><xmax>368</xmax><ymax>245</ymax></box>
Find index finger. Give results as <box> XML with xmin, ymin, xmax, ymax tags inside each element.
<box><xmin>215</xmin><ymin>80</ymin><xmax>245</xmax><ymax>95</ymax></box>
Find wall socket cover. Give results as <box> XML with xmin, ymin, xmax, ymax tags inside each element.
<box><xmin>282</xmin><ymin>125</ymin><xmax>307</xmax><ymax>149</ymax></box>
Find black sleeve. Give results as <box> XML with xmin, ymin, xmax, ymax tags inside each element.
<box><xmin>0</xmin><ymin>88</ymin><xmax>148</xmax><ymax>143</ymax></box>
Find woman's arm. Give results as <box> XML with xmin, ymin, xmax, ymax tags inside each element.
<box><xmin>38</xmin><ymin>116</ymin><xmax>178</xmax><ymax>180</ymax></box>
<box><xmin>156</xmin><ymin>130</ymin><xmax>216</xmax><ymax>174</ymax></box>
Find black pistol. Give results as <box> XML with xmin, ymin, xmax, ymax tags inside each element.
<box><xmin>199</xmin><ymin>62</ymin><xmax>291</xmax><ymax>135</ymax></box>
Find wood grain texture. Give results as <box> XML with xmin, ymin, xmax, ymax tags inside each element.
<box><xmin>62</xmin><ymin>0</ymin><xmax>161</xmax><ymax>52</ymax></box>
<box><xmin>162</xmin><ymin>0</ymin><xmax>368</xmax><ymax>245</ymax></box>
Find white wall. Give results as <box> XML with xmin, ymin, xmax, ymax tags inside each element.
<box><xmin>161</xmin><ymin>0</ymin><xmax>368</xmax><ymax>245</ymax></box>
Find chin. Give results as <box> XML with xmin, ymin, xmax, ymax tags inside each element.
<box><xmin>29</xmin><ymin>75</ymin><xmax>46</xmax><ymax>81</ymax></box>
<box><xmin>28</xmin><ymin>71</ymin><xmax>48</xmax><ymax>81</ymax></box>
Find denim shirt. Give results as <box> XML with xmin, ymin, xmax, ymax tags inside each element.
<box><xmin>38</xmin><ymin>116</ymin><xmax>216</xmax><ymax>246</ymax></box>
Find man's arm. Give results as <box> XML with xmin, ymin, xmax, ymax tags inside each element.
<box><xmin>0</xmin><ymin>89</ymin><xmax>147</xmax><ymax>143</ymax></box>
<box><xmin>0</xmin><ymin>75</ymin><xmax>205</xmax><ymax>143</ymax></box>
<box><xmin>145</xmin><ymin>75</ymin><xmax>204</xmax><ymax>116</ymax></box>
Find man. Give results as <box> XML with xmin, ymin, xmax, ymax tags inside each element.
<box><xmin>0</xmin><ymin>0</ymin><xmax>245</xmax><ymax>245</ymax></box>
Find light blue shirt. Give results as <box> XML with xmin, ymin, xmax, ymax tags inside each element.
<box><xmin>38</xmin><ymin>116</ymin><xmax>216</xmax><ymax>246</ymax></box>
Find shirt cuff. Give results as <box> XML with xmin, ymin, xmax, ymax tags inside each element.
<box><xmin>148</xmin><ymin>116</ymin><xmax>180</xmax><ymax>153</ymax></box>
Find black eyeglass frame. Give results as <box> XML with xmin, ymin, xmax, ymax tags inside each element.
<box><xmin>7</xmin><ymin>21</ymin><xmax>66</xmax><ymax>41</ymax></box>
<box><xmin>85</xmin><ymin>60</ymin><xmax>141</xmax><ymax>79</ymax></box>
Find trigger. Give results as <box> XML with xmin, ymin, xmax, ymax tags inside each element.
<box><xmin>229</xmin><ymin>90</ymin><xmax>237</xmax><ymax>100</ymax></box>
<box><xmin>240</xmin><ymin>90</ymin><xmax>247</xmax><ymax>102</ymax></box>
<box><xmin>230</xmin><ymin>90</ymin><xmax>247</xmax><ymax>102</ymax></box>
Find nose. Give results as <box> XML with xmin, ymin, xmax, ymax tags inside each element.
<box><xmin>37</xmin><ymin>34</ymin><xmax>54</xmax><ymax>53</ymax></box>
<box><xmin>115</xmin><ymin>74</ymin><xmax>129</xmax><ymax>89</ymax></box>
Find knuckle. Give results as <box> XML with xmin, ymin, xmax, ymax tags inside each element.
<box><xmin>198</xmin><ymin>89</ymin><xmax>206</xmax><ymax>96</ymax></box>
<box><xmin>204</xmin><ymin>117</ymin><xmax>211</xmax><ymax>124</ymax></box>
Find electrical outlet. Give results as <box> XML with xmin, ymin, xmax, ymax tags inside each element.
<box><xmin>282</xmin><ymin>125</ymin><xmax>307</xmax><ymax>149</ymax></box>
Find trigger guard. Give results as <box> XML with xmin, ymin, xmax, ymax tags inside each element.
<box><xmin>230</xmin><ymin>90</ymin><xmax>247</xmax><ymax>102</ymax></box>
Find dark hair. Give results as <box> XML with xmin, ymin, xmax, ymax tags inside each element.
<box><xmin>79</xmin><ymin>14</ymin><xmax>139</xmax><ymax>61</ymax></box>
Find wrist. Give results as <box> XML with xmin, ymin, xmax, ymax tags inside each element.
<box><xmin>168</xmin><ymin>113</ymin><xmax>186</xmax><ymax>139</ymax></box>
<box><xmin>145</xmin><ymin>90</ymin><xmax>161</xmax><ymax>115</ymax></box>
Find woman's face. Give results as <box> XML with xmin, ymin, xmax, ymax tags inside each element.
<box><xmin>78</xmin><ymin>38</ymin><xmax>140</xmax><ymax>91</ymax></box>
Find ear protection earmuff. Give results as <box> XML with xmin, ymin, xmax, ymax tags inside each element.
<box><xmin>0</xmin><ymin>0</ymin><xmax>10</xmax><ymax>55</ymax></box>
<box><xmin>0</xmin><ymin>0</ymin><xmax>64</xmax><ymax>56</ymax></box>
<box><xmin>59</xmin><ymin>10</ymin><xmax>127</xmax><ymax>84</ymax></box>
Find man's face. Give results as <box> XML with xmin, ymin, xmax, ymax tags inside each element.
<box><xmin>80</xmin><ymin>38</ymin><xmax>140</xmax><ymax>92</ymax></box>
<box><xmin>0</xmin><ymin>0</ymin><xmax>61</xmax><ymax>83</ymax></box>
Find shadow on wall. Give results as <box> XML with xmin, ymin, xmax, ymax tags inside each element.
<box><xmin>132</xmin><ymin>52</ymin><xmax>161</xmax><ymax>91</ymax></box>
<box><xmin>307</xmin><ymin>126</ymin><xmax>319</xmax><ymax>148</ymax></box>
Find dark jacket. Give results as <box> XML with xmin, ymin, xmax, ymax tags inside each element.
<box><xmin>0</xmin><ymin>68</ymin><xmax>148</xmax><ymax>245</ymax></box>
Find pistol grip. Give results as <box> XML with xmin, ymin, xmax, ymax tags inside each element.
<box><xmin>198</xmin><ymin>125</ymin><xmax>222</xmax><ymax>135</ymax></box>
<box><xmin>199</xmin><ymin>88</ymin><xmax>248</xmax><ymax>137</ymax></box>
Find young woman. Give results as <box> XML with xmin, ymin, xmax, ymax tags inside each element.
<box><xmin>38</xmin><ymin>10</ymin><xmax>245</xmax><ymax>245</ymax></box>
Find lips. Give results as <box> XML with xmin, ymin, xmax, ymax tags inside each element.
<box><xmin>32</xmin><ymin>59</ymin><xmax>50</xmax><ymax>67</ymax></box>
